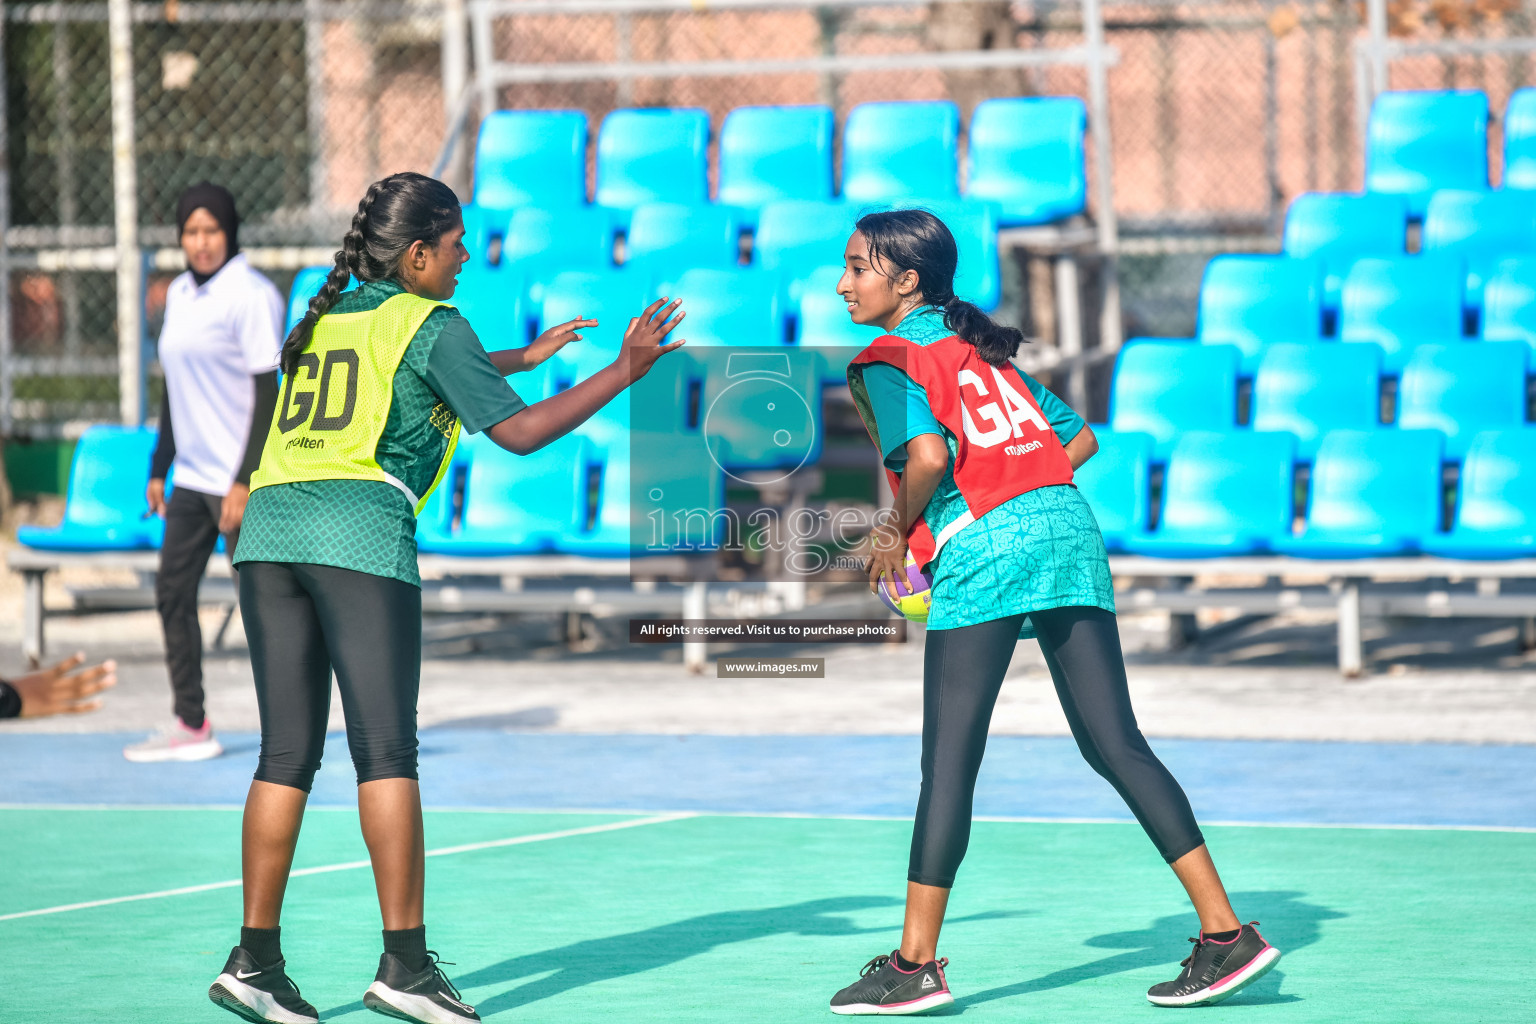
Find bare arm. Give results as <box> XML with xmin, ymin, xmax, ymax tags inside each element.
<box><xmin>867</xmin><ymin>432</ymin><xmax>949</xmax><ymax>594</ymax></box>
<box><xmin>1064</xmin><ymin>423</ymin><xmax>1098</xmax><ymax>470</ymax></box>
<box><xmin>486</xmin><ymin>316</ymin><xmax>597</xmax><ymax>376</ymax></box>
<box><xmin>484</xmin><ymin>299</ymin><xmax>684</xmax><ymax>456</ymax></box>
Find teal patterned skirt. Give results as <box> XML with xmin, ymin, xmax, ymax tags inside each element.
<box><xmin>926</xmin><ymin>484</ymin><xmax>1116</xmax><ymax>639</ymax></box>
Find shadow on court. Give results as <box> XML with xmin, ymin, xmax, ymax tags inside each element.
<box><xmin>955</xmin><ymin>890</ymin><xmax>1345</xmax><ymax>1011</ymax></box>
<box><xmin>321</xmin><ymin>896</ymin><xmax>1025</xmax><ymax>1018</ymax></box>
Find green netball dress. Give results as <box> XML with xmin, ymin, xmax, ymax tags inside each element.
<box><xmin>860</xmin><ymin>306</ymin><xmax>1115</xmax><ymax>638</ymax></box>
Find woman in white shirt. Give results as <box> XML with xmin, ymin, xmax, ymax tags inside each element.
<box><xmin>124</xmin><ymin>182</ymin><xmax>284</xmax><ymax>763</ymax></box>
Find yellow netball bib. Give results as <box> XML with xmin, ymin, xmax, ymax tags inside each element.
<box><xmin>250</xmin><ymin>292</ymin><xmax>458</xmax><ymax>515</ymax></box>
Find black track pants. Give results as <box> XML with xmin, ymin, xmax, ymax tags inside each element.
<box><xmin>157</xmin><ymin>486</ymin><xmax>238</xmax><ymax>729</ymax></box>
<box><xmin>908</xmin><ymin>606</ymin><xmax>1204</xmax><ymax>887</ymax></box>
<box><xmin>239</xmin><ymin>561</ymin><xmax>422</xmax><ymax>792</ymax></box>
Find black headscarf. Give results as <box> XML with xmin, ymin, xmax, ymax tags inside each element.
<box><xmin>176</xmin><ymin>181</ymin><xmax>240</xmax><ymax>284</ymax></box>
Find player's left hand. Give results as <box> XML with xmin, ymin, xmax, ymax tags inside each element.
<box><xmin>866</xmin><ymin>521</ymin><xmax>911</xmax><ymax>596</ymax></box>
<box><xmin>9</xmin><ymin>652</ymin><xmax>117</xmax><ymax>717</ymax></box>
<box><xmin>527</xmin><ymin>316</ymin><xmax>598</xmax><ymax>367</ymax></box>
<box><xmin>219</xmin><ymin>483</ymin><xmax>249</xmax><ymax>535</ymax></box>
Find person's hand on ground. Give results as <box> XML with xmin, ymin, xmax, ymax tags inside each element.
<box><xmin>220</xmin><ymin>482</ymin><xmax>249</xmax><ymax>535</ymax></box>
<box><xmin>9</xmin><ymin>652</ymin><xmax>116</xmax><ymax>718</ymax></box>
<box><xmin>146</xmin><ymin>478</ymin><xmax>167</xmax><ymax>517</ymax></box>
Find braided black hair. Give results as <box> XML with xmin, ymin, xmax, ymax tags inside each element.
<box><xmin>280</xmin><ymin>171</ymin><xmax>462</xmax><ymax>375</ymax></box>
<box><xmin>855</xmin><ymin>208</ymin><xmax>1024</xmax><ymax>366</ymax></box>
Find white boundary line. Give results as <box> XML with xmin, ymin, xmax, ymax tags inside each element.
<box><xmin>0</xmin><ymin>813</ymin><xmax>694</xmax><ymax>924</ymax></box>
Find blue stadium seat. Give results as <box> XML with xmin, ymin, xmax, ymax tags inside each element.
<box><xmin>1282</xmin><ymin>192</ymin><xmax>1407</xmax><ymax>316</ymax></box>
<box><xmin>1071</xmin><ymin>429</ymin><xmax>1153</xmax><ymax>553</ymax></box>
<box><xmin>413</xmin><ymin>444</ymin><xmax>469</xmax><ymax>551</ymax></box>
<box><xmin>1396</xmin><ymin>342</ymin><xmax>1529</xmax><ymax>459</ymax></box>
<box><xmin>560</xmin><ymin>435</ymin><xmax>726</xmax><ymax>556</ymax></box>
<box><xmin>841</xmin><ymin>101</ymin><xmax>960</xmax><ymax>204</ymax></box>
<box><xmin>753</xmin><ymin>201</ymin><xmax>859</xmax><ymax>278</ymax></box>
<box><xmin>1125</xmin><ymin>431</ymin><xmax>1296</xmax><ymax>557</ymax></box>
<box><xmin>1364</xmin><ymin>90</ymin><xmax>1489</xmax><ymax>218</ymax></box>
<box><xmin>1421</xmin><ymin>189</ymin><xmax>1536</xmax><ymax>311</ymax></box>
<box><xmin>664</xmin><ymin>268</ymin><xmax>787</xmax><ymax>347</ymax></box>
<box><xmin>500</xmin><ymin>205</ymin><xmax>614</xmax><ymax>272</ymax></box>
<box><xmin>794</xmin><ymin>266</ymin><xmax>882</xmax><ymax>351</ymax></box>
<box><xmin>1107</xmin><ymin>341</ymin><xmax>1241</xmax><ymax>460</ymax></box>
<box><xmin>1503</xmin><ymin>88</ymin><xmax>1536</xmax><ymax>191</ymax></box>
<box><xmin>717</xmin><ymin>105</ymin><xmax>835</xmax><ymax>224</ymax></box>
<box><xmin>1482</xmin><ymin>258</ymin><xmax>1536</xmax><ymax>355</ymax></box>
<box><xmin>17</xmin><ymin>426</ymin><xmax>163</xmax><ymax>551</ymax></box>
<box><xmin>1424</xmin><ymin>429</ymin><xmax>1536</xmax><ymax>558</ymax></box>
<box><xmin>1251</xmin><ymin>342</ymin><xmax>1383</xmax><ymax>460</ymax></box>
<box><xmin>417</xmin><ymin>431</ymin><xmax>587</xmax><ymax>555</ymax></box>
<box><xmin>595</xmin><ymin>108</ymin><xmax>710</xmax><ymax>218</ymax></box>
<box><xmin>1273</xmin><ymin>429</ymin><xmax>1444</xmax><ymax>557</ymax></box>
<box><xmin>451</xmin><ymin>263</ymin><xmax>529</xmax><ymax>351</ymax></box>
<box><xmin>473</xmin><ymin>110</ymin><xmax>588</xmax><ymax>210</ymax></box>
<box><xmin>625</xmin><ymin>202</ymin><xmax>742</xmax><ymax>276</ymax></box>
<box><xmin>912</xmin><ymin>199</ymin><xmax>1002</xmax><ymax>310</ymax></box>
<box><xmin>286</xmin><ymin>266</ymin><xmax>357</xmax><ymax>334</ymax></box>
<box><xmin>692</xmin><ymin>348</ymin><xmax>824</xmax><ymax>473</ymax></box>
<box><xmin>1338</xmin><ymin>256</ymin><xmax>1465</xmax><ymax>373</ymax></box>
<box><xmin>1195</xmin><ymin>255</ymin><xmax>1324</xmax><ymax>373</ymax></box>
<box><xmin>965</xmin><ymin>96</ymin><xmax>1087</xmax><ymax>226</ymax></box>
<box><xmin>460</xmin><ymin>204</ymin><xmax>510</xmax><ymax>265</ymax></box>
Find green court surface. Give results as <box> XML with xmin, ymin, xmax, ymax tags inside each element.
<box><xmin>2</xmin><ymin>809</ymin><xmax>1530</xmax><ymax>1023</ymax></box>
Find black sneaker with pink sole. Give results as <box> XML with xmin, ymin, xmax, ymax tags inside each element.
<box><xmin>830</xmin><ymin>951</ymin><xmax>954</xmax><ymax>1015</ymax></box>
<box><xmin>1147</xmin><ymin>922</ymin><xmax>1282</xmax><ymax>1007</ymax></box>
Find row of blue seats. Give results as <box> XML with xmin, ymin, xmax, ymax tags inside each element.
<box><xmin>473</xmin><ymin>99</ymin><xmax>1086</xmax><ymax>229</ymax></box>
<box><xmin>458</xmin><ymin>197</ymin><xmax>1002</xmax><ymax>310</ymax></box>
<box><xmin>1108</xmin><ymin>340</ymin><xmax>1533</xmax><ymax>460</ymax></box>
<box><xmin>25</xmin><ymin>421</ymin><xmax>1533</xmax><ymax>562</ymax></box>
<box><xmin>1077</xmin><ymin>427</ymin><xmax>1534</xmax><ymax>559</ymax></box>
<box><xmin>15</xmin><ymin>425</ymin><xmax>733</xmax><ymax>557</ymax></box>
<box><xmin>1197</xmin><ymin>253</ymin><xmax>1536</xmax><ymax>373</ymax></box>
<box><xmin>1364</xmin><ymin>88</ymin><xmax>1536</xmax><ymax>216</ymax></box>
<box><xmin>1283</xmin><ymin>190</ymin><xmax>1536</xmax><ymax>315</ymax></box>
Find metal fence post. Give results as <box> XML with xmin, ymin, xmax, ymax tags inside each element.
<box><xmin>108</xmin><ymin>0</ymin><xmax>143</xmax><ymax>426</ymax></box>
<box><xmin>441</xmin><ymin>0</ymin><xmax>472</xmax><ymax>197</ymax></box>
<box><xmin>0</xmin><ymin>8</ymin><xmax>11</xmax><ymax>438</ymax></box>
<box><xmin>305</xmin><ymin>0</ymin><xmax>330</xmax><ymax>221</ymax></box>
<box><xmin>1081</xmin><ymin>0</ymin><xmax>1122</xmax><ymax>352</ymax></box>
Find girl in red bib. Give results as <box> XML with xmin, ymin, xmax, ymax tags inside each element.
<box><xmin>829</xmin><ymin>210</ymin><xmax>1279</xmax><ymax>1014</ymax></box>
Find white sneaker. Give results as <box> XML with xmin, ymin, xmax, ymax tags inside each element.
<box><xmin>123</xmin><ymin>718</ymin><xmax>224</xmax><ymax>762</ymax></box>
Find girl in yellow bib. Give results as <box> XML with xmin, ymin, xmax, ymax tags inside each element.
<box><xmin>209</xmin><ymin>172</ymin><xmax>685</xmax><ymax>1024</ymax></box>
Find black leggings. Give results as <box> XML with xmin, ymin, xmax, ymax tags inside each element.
<box><xmin>909</xmin><ymin>606</ymin><xmax>1204</xmax><ymax>888</ymax></box>
<box><xmin>239</xmin><ymin>561</ymin><xmax>422</xmax><ymax>792</ymax></box>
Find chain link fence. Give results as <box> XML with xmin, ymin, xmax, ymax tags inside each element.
<box><xmin>8</xmin><ymin>0</ymin><xmax>1536</xmax><ymax>441</ymax></box>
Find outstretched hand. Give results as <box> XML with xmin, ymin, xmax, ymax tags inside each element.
<box><xmin>617</xmin><ymin>298</ymin><xmax>686</xmax><ymax>382</ymax></box>
<box><xmin>526</xmin><ymin>316</ymin><xmax>598</xmax><ymax>368</ymax></box>
<box><xmin>9</xmin><ymin>652</ymin><xmax>117</xmax><ymax>718</ymax></box>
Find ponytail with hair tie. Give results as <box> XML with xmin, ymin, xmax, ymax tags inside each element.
<box><xmin>856</xmin><ymin>209</ymin><xmax>1024</xmax><ymax>367</ymax></box>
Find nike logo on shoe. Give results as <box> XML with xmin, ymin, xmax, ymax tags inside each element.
<box><xmin>921</xmin><ymin>974</ymin><xmax>937</xmax><ymax>989</ymax></box>
<box><xmin>234</xmin><ymin>969</ymin><xmax>262</xmax><ymax>980</ymax></box>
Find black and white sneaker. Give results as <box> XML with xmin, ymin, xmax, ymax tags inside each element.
<box><xmin>208</xmin><ymin>946</ymin><xmax>319</xmax><ymax>1024</ymax></box>
<box><xmin>1146</xmin><ymin>922</ymin><xmax>1281</xmax><ymax>1007</ymax></box>
<box><xmin>363</xmin><ymin>950</ymin><xmax>480</xmax><ymax>1024</ymax></box>
<box><xmin>829</xmin><ymin>951</ymin><xmax>954</xmax><ymax>1015</ymax></box>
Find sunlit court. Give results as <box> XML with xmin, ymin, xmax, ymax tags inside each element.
<box><xmin>3</xmin><ymin>0</ymin><xmax>1536</xmax><ymax>1021</ymax></box>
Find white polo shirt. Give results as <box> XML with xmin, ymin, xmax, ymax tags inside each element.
<box><xmin>157</xmin><ymin>253</ymin><xmax>285</xmax><ymax>496</ymax></box>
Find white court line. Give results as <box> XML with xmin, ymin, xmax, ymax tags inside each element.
<box><xmin>0</xmin><ymin>812</ymin><xmax>694</xmax><ymax>924</ymax></box>
<box><xmin>4</xmin><ymin>803</ymin><xmax>1533</xmax><ymax>833</ymax></box>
